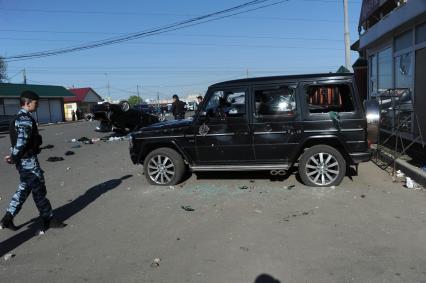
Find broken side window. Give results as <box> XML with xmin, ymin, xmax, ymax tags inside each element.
<box><xmin>306</xmin><ymin>84</ymin><xmax>355</xmax><ymax>113</ymax></box>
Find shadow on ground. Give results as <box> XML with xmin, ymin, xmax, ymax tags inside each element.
<box><xmin>254</xmin><ymin>274</ymin><xmax>281</xmax><ymax>283</ymax></box>
<box><xmin>194</xmin><ymin>168</ymin><xmax>296</xmax><ymax>183</ymax></box>
<box><xmin>0</xmin><ymin>175</ymin><xmax>132</xmax><ymax>257</ymax></box>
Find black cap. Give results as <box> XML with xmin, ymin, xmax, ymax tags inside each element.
<box><xmin>172</xmin><ymin>94</ymin><xmax>179</xmax><ymax>99</ymax></box>
<box><xmin>20</xmin><ymin>90</ymin><xmax>39</xmax><ymax>101</ymax></box>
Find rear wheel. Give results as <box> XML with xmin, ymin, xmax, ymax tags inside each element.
<box><xmin>143</xmin><ymin>148</ymin><xmax>185</xmax><ymax>186</ymax></box>
<box><xmin>298</xmin><ymin>145</ymin><xmax>346</xmax><ymax>187</ymax></box>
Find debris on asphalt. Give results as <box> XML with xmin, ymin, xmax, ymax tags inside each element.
<box><xmin>254</xmin><ymin>209</ymin><xmax>262</xmax><ymax>214</ymax></box>
<box><xmin>107</xmin><ymin>136</ymin><xmax>127</xmax><ymax>142</ymax></box>
<box><xmin>60</xmin><ymin>182</ymin><xmax>65</xmax><ymax>187</ymax></box>
<box><xmin>92</xmin><ymin>138</ymin><xmax>100</xmax><ymax>143</ymax></box>
<box><xmin>240</xmin><ymin>246</ymin><xmax>249</xmax><ymax>252</ymax></box>
<box><xmin>361</xmin><ymin>194</ymin><xmax>366</xmax><ymax>198</ymax></box>
<box><xmin>77</xmin><ymin>137</ymin><xmax>91</xmax><ymax>142</ymax></box>
<box><xmin>40</xmin><ymin>144</ymin><xmax>54</xmax><ymax>150</ymax></box>
<box><xmin>47</xmin><ymin>157</ymin><xmax>64</xmax><ymax>162</ymax></box>
<box><xmin>66</xmin><ymin>167</ymin><xmax>71</xmax><ymax>171</ymax></box>
<box><xmin>65</xmin><ymin>151</ymin><xmax>75</xmax><ymax>156</ymax></box>
<box><xmin>151</xmin><ymin>258</ymin><xmax>161</xmax><ymax>268</ymax></box>
<box><xmin>406</xmin><ymin>177</ymin><xmax>415</xmax><ymax>189</ymax></box>
<box><xmin>169</xmin><ymin>186</ymin><xmax>175</xmax><ymax>190</ymax></box>
<box><xmin>249</xmin><ymin>180</ymin><xmax>255</xmax><ymax>183</ymax></box>
<box><xmin>71</xmin><ymin>144</ymin><xmax>81</xmax><ymax>149</ymax></box>
<box><xmin>330</xmin><ymin>185</ymin><xmax>336</xmax><ymax>189</ymax></box>
<box><xmin>280</xmin><ymin>210</ymin><xmax>313</xmax><ymax>223</ymax></box>
<box><xmin>284</xmin><ymin>184</ymin><xmax>295</xmax><ymax>190</ymax></box>
<box><xmin>3</xmin><ymin>253</ymin><xmax>15</xmax><ymax>261</ymax></box>
<box><xmin>405</xmin><ymin>177</ymin><xmax>422</xmax><ymax>190</ymax></box>
<box><xmin>181</xmin><ymin>205</ymin><xmax>195</xmax><ymax>212</ymax></box>
<box><xmin>71</xmin><ymin>139</ymin><xmax>77</xmax><ymax>143</ymax></box>
<box><xmin>239</xmin><ymin>185</ymin><xmax>248</xmax><ymax>190</ymax></box>
<box><xmin>396</xmin><ymin>170</ymin><xmax>405</xmax><ymax>178</ymax></box>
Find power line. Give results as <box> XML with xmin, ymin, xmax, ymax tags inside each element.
<box><xmin>9</xmin><ymin>65</ymin><xmax>339</xmax><ymax>71</ymax></box>
<box><xmin>0</xmin><ymin>34</ymin><xmax>344</xmax><ymax>42</ymax></box>
<box><xmin>4</xmin><ymin>0</ymin><xmax>290</xmax><ymax>61</ymax></box>
<box><xmin>2</xmin><ymin>39</ymin><xmax>344</xmax><ymax>50</ymax></box>
<box><xmin>0</xmin><ymin>1</ymin><xmax>360</xmax><ymax>16</ymax></box>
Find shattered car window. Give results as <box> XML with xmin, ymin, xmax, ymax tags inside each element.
<box><xmin>255</xmin><ymin>86</ymin><xmax>296</xmax><ymax>116</ymax></box>
<box><xmin>204</xmin><ymin>90</ymin><xmax>246</xmax><ymax>118</ymax></box>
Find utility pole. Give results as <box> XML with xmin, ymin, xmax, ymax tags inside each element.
<box><xmin>343</xmin><ymin>0</ymin><xmax>351</xmax><ymax>71</ymax></box>
<box><xmin>157</xmin><ymin>91</ymin><xmax>160</xmax><ymax>110</ymax></box>
<box><xmin>137</xmin><ymin>84</ymin><xmax>141</xmax><ymax>104</ymax></box>
<box><xmin>23</xmin><ymin>68</ymin><xmax>27</xmax><ymax>84</ymax></box>
<box><xmin>104</xmin><ymin>73</ymin><xmax>110</xmax><ymax>102</ymax></box>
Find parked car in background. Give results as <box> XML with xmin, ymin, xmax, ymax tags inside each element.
<box><xmin>92</xmin><ymin>101</ymin><xmax>159</xmax><ymax>132</ymax></box>
<box><xmin>129</xmin><ymin>73</ymin><xmax>371</xmax><ymax>187</ymax></box>
<box><xmin>0</xmin><ymin>115</ymin><xmax>14</xmax><ymax>132</ymax></box>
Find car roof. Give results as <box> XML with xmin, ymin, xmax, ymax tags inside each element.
<box><xmin>209</xmin><ymin>73</ymin><xmax>353</xmax><ymax>88</ymax></box>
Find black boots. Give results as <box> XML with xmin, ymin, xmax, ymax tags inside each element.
<box><xmin>42</xmin><ymin>217</ymin><xmax>67</xmax><ymax>232</ymax></box>
<box><xmin>1</xmin><ymin>212</ymin><xmax>66</xmax><ymax>232</ymax></box>
<box><xmin>0</xmin><ymin>212</ymin><xmax>18</xmax><ymax>231</ymax></box>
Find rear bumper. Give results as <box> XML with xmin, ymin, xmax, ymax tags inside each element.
<box><xmin>349</xmin><ymin>152</ymin><xmax>371</xmax><ymax>164</ymax></box>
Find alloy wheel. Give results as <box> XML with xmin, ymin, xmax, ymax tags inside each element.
<box><xmin>147</xmin><ymin>154</ymin><xmax>175</xmax><ymax>185</ymax></box>
<box><xmin>305</xmin><ymin>152</ymin><xmax>340</xmax><ymax>186</ymax></box>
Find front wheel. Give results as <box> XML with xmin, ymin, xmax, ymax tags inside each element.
<box><xmin>298</xmin><ymin>145</ymin><xmax>346</xmax><ymax>187</ymax></box>
<box><xmin>143</xmin><ymin>148</ymin><xmax>185</xmax><ymax>186</ymax></box>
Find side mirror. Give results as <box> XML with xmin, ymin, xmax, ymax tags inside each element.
<box><xmin>364</xmin><ymin>99</ymin><xmax>380</xmax><ymax>144</ymax></box>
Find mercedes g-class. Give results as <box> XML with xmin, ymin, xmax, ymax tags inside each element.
<box><xmin>130</xmin><ymin>73</ymin><xmax>371</xmax><ymax>187</ymax></box>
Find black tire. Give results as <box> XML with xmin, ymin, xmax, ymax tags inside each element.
<box><xmin>298</xmin><ymin>145</ymin><xmax>346</xmax><ymax>187</ymax></box>
<box><xmin>143</xmin><ymin>147</ymin><xmax>185</xmax><ymax>186</ymax></box>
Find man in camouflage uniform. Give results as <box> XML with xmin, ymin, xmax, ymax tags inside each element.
<box><xmin>0</xmin><ymin>91</ymin><xmax>66</xmax><ymax>232</ymax></box>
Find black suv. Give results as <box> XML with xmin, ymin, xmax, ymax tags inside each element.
<box><xmin>130</xmin><ymin>73</ymin><xmax>370</xmax><ymax>187</ymax></box>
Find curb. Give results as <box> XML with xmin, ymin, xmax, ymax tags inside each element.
<box><xmin>374</xmin><ymin>150</ymin><xmax>426</xmax><ymax>188</ymax></box>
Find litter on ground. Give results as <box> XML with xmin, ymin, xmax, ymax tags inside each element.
<box><xmin>47</xmin><ymin>157</ymin><xmax>64</xmax><ymax>162</ymax></box>
<box><xmin>181</xmin><ymin>205</ymin><xmax>195</xmax><ymax>212</ymax></box>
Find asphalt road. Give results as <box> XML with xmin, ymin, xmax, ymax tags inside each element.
<box><xmin>0</xmin><ymin>121</ymin><xmax>426</xmax><ymax>283</ymax></box>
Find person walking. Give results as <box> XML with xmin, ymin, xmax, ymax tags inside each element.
<box><xmin>171</xmin><ymin>94</ymin><xmax>186</xmax><ymax>120</ymax></box>
<box><xmin>1</xmin><ymin>91</ymin><xmax>66</xmax><ymax>232</ymax></box>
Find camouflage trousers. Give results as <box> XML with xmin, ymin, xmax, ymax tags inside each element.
<box><xmin>7</xmin><ymin>156</ymin><xmax>53</xmax><ymax>219</ymax></box>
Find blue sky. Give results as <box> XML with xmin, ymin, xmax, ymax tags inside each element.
<box><xmin>0</xmin><ymin>0</ymin><xmax>362</xmax><ymax>100</ymax></box>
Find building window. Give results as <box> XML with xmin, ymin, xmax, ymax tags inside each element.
<box><xmin>395</xmin><ymin>52</ymin><xmax>413</xmax><ymax>89</ymax></box>
<box><xmin>369</xmin><ymin>54</ymin><xmax>378</xmax><ymax>95</ymax></box>
<box><xmin>0</xmin><ymin>99</ymin><xmax>4</xmax><ymax>115</ymax></box>
<box><xmin>416</xmin><ymin>22</ymin><xmax>426</xmax><ymax>44</ymax></box>
<box><xmin>4</xmin><ymin>99</ymin><xmax>19</xmax><ymax>115</ymax></box>
<box><xmin>395</xmin><ymin>30</ymin><xmax>413</xmax><ymax>52</ymax></box>
<box><xmin>378</xmin><ymin>47</ymin><xmax>393</xmax><ymax>92</ymax></box>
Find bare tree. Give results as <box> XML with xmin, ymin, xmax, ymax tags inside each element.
<box><xmin>0</xmin><ymin>57</ymin><xmax>8</xmax><ymax>82</ymax></box>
